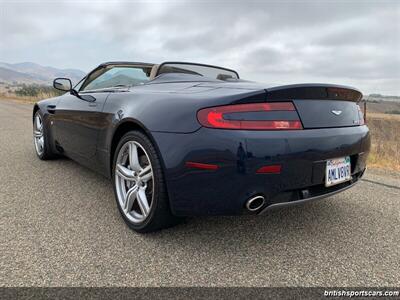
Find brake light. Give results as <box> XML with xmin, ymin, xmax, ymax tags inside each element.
<box><xmin>357</xmin><ymin>103</ymin><xmax>365</xmax><ymax>125</ymax></box>
<box><xmin>197</xmin><ymin>102</ymin><xmax>303</xmax><ymax>130</ymax></box>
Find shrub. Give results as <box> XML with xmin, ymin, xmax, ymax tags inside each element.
<box><xmin>385</xmin><ymin>110</ymin><xmax>400</xmax><ymax>115</ymax></box>
<box><xmin>14</xmin><ymin>84</ymin><xmax>63</xmax><ymax>98</ymax></box>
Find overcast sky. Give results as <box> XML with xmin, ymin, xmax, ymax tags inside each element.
<box><xmin>1</xmin><ymin>0</ymin><xmax>399</xmax><ymax>95</ymax></box>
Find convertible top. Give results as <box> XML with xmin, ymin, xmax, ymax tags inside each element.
<box><xmin>97</xmin><ymin>61</ymin><xmax>239</xmax><ymax>80</ymax></box>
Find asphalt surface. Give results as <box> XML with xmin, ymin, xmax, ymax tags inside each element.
<box><xmin>0</xmin><ymin>99</ymin><xmax>399</xmax><ymax>287</ymax></box>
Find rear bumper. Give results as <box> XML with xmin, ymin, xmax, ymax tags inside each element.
<box><xmin>152</xmin><ymin>125</ymin><xmax>370</xmax><ymax>216</ymax></box>
<box><xmin>259</xmin><ymin>169</ymin><xmax>364</xmax><ymax>214</ymax></box>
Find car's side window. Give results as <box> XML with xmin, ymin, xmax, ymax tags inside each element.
<box><xmin>80</xmin><ymin>66</ymin><xmax>151</xmax><ymax>92</ymax></box>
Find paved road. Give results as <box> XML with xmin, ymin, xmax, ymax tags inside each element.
<box><xmin>0</xmin><ymin>99</ymin><xmax>399</xmax><ymax>287</ymax></box>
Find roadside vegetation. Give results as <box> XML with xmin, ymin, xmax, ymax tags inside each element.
<box><xmin>367</xmin><ymin>112</ymin><xmax>400</xmax><ymax>171</ymax></box>
<box><xmin>385</xmin><ymin>109</ymin><xmax>400</xmax><ymax>115</ymax></box>
<box><xmin>0</xmin><ymin>83</ymin><xmax>63</xmax><ymax>103</ymax></box>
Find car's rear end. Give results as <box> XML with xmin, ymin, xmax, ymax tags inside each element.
<box><xmin>151</xmin><ymin>83</ymin><xmax>370</xmax><ymax>216</ymax></box>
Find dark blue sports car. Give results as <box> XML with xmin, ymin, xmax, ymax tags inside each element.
<box><xmin>33</xmin><ymin>61</ymin><xmax>370</xmax><ymax>232</ymax></box>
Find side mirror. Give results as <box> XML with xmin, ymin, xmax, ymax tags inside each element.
<box><xmin>53</xmin><ymin>78</ymin><xmax>72</xmax><ymax>91</ymax></box>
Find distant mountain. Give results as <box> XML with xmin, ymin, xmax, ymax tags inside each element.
<box><xmin>0</xmin><ymin>67</ymin><xmax>39</xmax><ymax>83</ymax></box>
<box><xmin>0</xmin><ymin>62</ymin><xmax>85</xmax><ymax>85</ymax></box>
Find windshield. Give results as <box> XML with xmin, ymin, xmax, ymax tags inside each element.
<box><xmin>81</xmin><ymin>65</ymin><xmax>152</xmax><ymax>91</ymax></box>
<box><xmin>157</xmin><ymin>63</ymin><xmax>239</xmax><ymax>80</ymax></box>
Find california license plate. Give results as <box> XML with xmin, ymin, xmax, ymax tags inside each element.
<box><xmin>325</xmin><ymin>156</ymin><xmax>351</xmax><ymax>187</ymax></box>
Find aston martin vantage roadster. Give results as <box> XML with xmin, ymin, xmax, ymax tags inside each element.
<box><xmin>32</xmin><ymin>61</ymin><xmax>370</xmax><ymax>232</ymax></box>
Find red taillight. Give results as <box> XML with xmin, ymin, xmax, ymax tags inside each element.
<box><xmin>357</xmin><ymin>103</ymin><xmax>365</xmax><ymax>125</ymax></box>
<box><xmin>197</xmin><ymin>102</ymin><xmax>303</xmax><ymax>130</ymax></box>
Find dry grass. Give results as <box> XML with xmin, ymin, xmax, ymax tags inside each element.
<box><xmin>0</xmin><ymin>92</ymin><xmax>56</xmax><ymax>104</ymax></box>
<box><xmin>367</xmin><ymin>113</ymin><xmax>400</xmax><ymax>171</ymax></box>
<box><xmin>367</xmin><ymin>112</ymin><xmax>400</xmax><ymax>121</ymax></box>
<box><xmin>0</xmin><ymin>84</ymin><xmax>61</xmax><ymax>104</ymax></box>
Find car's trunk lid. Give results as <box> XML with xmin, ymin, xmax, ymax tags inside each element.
<box><xmin>265</xmin><ymin>84</ymin><xmax>363</xmax><ymax>129</ymax></box>
<box><xmin>293</xmin><ymin>99</ymin><xmax>362</xmax><ymax>128</ymax></box>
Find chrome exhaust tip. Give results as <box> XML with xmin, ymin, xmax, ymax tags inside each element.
<box><xmin>246</xmin><ymin>195</ymin><xmax>266</xmax><ymax>212</ymax></box>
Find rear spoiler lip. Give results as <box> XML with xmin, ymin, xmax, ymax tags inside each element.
<box><xmin>265</xmin><ymin>83</ymin><xmax>363</xmax><ymax>102</ymax></box>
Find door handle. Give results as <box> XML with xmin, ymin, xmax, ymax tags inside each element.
<box><xmin>89</xmin><ymin>103</ymin><xmax>97</xmax><ymax>107</ymax></box>
<box><xmin>47</xmin><ymin>105</ymin><xmax>56</xmax><ymax>114</ymax></box>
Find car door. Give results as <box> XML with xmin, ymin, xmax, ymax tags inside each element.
<box><xmin>53</xmin><ymin>65</ymin><xmax>118</xmax><ymax>159</ymax></box>
<box><xmin>53</xmin><ymin>90</ymin><xmax>110</xmax><ymax>159</ymax></box>
<box><xmin>53</xmin><ymin>64</ymin><xmax>152</xmax><ymax>162</ymax></box>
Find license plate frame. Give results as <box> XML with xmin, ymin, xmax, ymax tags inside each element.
<box><xmin>325</xmin><ymin>156</ymin><xmax>352</xmax><ymax>187</ymax></box>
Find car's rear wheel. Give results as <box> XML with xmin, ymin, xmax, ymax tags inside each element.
<box><xmin>33</xmin><ymin>111</ymin><xmax>54</xmax><ymax>160</ymax></box>
<box><xmin>112</xmin><ymin>131</ymin><xmax>180</xmax><ymax>233</ymax></box>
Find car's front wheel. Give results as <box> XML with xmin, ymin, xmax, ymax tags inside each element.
<box><xmin>112</xmin><ymin>131</ymin><xmax>180</xmax><ymax>233</ymax></box>
<box><xmin>33</xmin><ymin>110</ymin><xmax>55</xmax><ymax>160</ymax></box>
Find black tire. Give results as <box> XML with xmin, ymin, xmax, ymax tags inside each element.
<box><xmin>33</xmin><ymin>110</ymin><xmax>56</xmax><ymax>160</ymax></box>
<box><xmin>112</xmin><ymin>130</ymin><xmax>181</xmax><ymax>233</ymax></box>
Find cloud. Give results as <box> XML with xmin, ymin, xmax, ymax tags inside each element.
<box><xmin>0</xmin><ymin>0</ymin><xmax>399</xmax><ymax>94</ymax></box>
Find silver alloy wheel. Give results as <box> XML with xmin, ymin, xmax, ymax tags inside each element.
<box><xmin>33</xmin><ymin>113</ymin><xmax>45</xmax><ymax>156</ymax></box>
<box><xmin>115</xmin><ymin>141</ymin><xmax>154</xmax><ymax>223</ymax></box>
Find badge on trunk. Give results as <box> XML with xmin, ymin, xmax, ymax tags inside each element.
<box><xmin>331</xmin><ymin>110</ymin><xmax>342</xmax><ymax>115</ymax></box>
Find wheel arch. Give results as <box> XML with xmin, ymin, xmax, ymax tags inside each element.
<box><xmin>109</xmin><ymin>119</ymin><xmax>174</xmax><ymax>214</ymax></box>
<box><xmin>109</xmin><ymin>119</ymin><xmax>166</xmax><ymax>178</ymax></box>
<box><xmin>32</xmin><ymin>104</ymin><xmax>40</xmax><ymax>122</ymax></box>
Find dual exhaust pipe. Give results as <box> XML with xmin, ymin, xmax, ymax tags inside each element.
<box><xmin>245</xmin><ymin>195</ymin><xmax>266</xmax><ymax>212</ymax></box>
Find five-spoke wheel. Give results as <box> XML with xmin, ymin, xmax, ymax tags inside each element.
<box><xmin>112</xmin><ymin>131</ymin><xmax>179</xmax><ymax>232</ymax></box>
<box><xmin>33</xmin><ymin>112</ymin><xmax>45</xmax><ymax>156</ymax></box>
<box><xmin>115</xmin><ymin>141</ymin><xmax>154</xmax><ymax>223</ymax></box>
